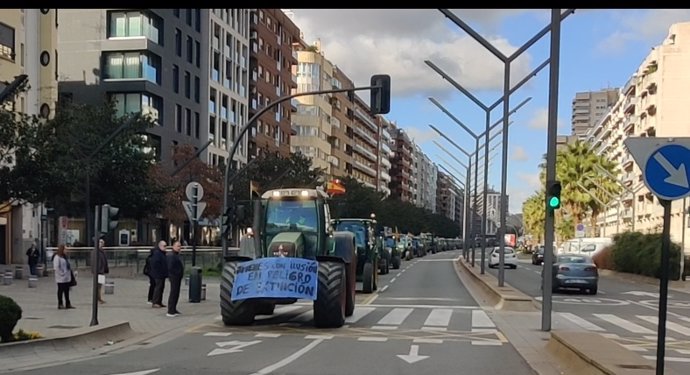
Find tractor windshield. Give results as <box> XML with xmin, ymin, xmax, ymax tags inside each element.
<box><xmin>335</xmin><ymin>222</ymin><xmax>366</xmax><ymax>248</ymax></box>
<box><xmin>265</xmin><ymin>198</ymin><xmax>318</xmax><ymax>235</ymax></box>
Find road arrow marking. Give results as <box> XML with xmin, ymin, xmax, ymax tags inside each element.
<box><xmin>207</xmin><ymin>340</ymin><xmax>262</xmax><ymax>357</ymax></box>
<box><xmin>653</xmin><ymin>152</ymin><xmax>689</xmax><ymax>188</ymax></box>
<box><xmin>396</xmin><ymin>344</ymin><xmax>429</xmax><ymax>364</ymax></box>
<box><xmin>623</xmin><ymin>291</ymin><xmax>660</xmax><ymax>298</ymax></box>
<box><xmin>110</xmin><ymin>370</ymin><xmax>159</xmax><ymax>375</ymax></box>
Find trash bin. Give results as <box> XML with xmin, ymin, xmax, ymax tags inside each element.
<box><xmin>3</xmin><ymin>270</ymin><xmax>13</xmax><ymax>285</ymax></box>
<box><xmin>36</xmin><ymin>264</ymin><xmax>44</xmax><ymax>277</ymax></box>
<box><xmin>105</xmin><ymin>280</ymin><xmax>115</xmax><ymax>294</ymax></box>
<box><xmin>28</xmin><ymin>276</ymin><xmax>38</xmax><ymax>288</ymax></box>
<box><xmin>201</xmin><ymin>283</ymin><xmax>207</xmax><ymax>301</ymax></box>
<box><xmin>189</xmin><ymin>267</ymin><xmax>203</xmax><ymax>303</ymax></box>
<box><xmin>15</xmin><ymin>265</ymin><xmax>23</xmax><ymax>280</ymax></box>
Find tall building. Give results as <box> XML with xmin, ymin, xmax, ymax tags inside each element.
<box><xmin>247</xmin><ymin>9</ymin><xmax>300</xmax><ymax>158</ymax></box>
<box><xmin>328</xmin><ymin>66</ymin><xmax>355</xmax><ymax>178</ymax></box>
<box><xmin>0</xmin><ymin>9</ymin><xmax>59</xmax><ymax>265</ymax></box>
<box><xmin>436</xmin><ymin>171</ymin><xmax>457</xmax><ymax>221</ymax></box>
<box><xmin>351</xmin><ymin>94</ymin><xmax>380</xmax><ymax>190</ymax></box>
<box><xmin>556</xmin><ymin>134</ymin><xmax>577</xmax><ymax>151</ymax></box>
<box><xmin>571</xmin><ymin>88</ymin><xmax>619</xmax><ymax>139</ymax></box>
<box><xmin>482</xmin><ymin>189</ymin><xmax>509</xmax><ymax>235</ymax></box>
<box><xmin>413</xmin><ymin>144</ymin><xmax>437</xmax><ymax>213</ymax></box>
<box><xmin>377</xmin><ymin>116</ymin><xmax>393</xmax><ymax>197</ymax></box>
<box><xmin>57</xmin><ymin>9</ymin><xmax>250</xmax><ymax>169</ymax></box>
<box><xmin>388</xmin><ymin>125</ymin><xmax>415</xmax><ymax>202</ymax></box>
<box><xmin>291</xmin><ymin>40</ymin><xmax>335</xmax><ymax>174</ymax></box>
<box><xmin>585</xmin><ymin>22</ymin><xmax>690</xmax><ymax>254</ymax></box>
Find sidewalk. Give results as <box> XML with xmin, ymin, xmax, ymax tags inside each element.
<box><xmin>0</xmin><ymin>272</ymin><xmax>222</xmax><ymax>372</ymax></box>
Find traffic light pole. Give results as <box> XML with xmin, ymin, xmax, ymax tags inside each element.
<box><xmin>221</xmin><ymin>82</ymin><xmax>387</xmax><ymax>258</ymax></box>
<box><xmin>542</xmin><ymin>9</ymin><xmax>563</xmax><ymax>332</ymax></box>
<box><xmin>90</xmin><ymin>205</ymin><xmax>101</xmax><ymax>327</ymax></box>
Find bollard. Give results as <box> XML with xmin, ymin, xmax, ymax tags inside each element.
<box><xmin>189</xmin><ymin>267</ymin><xmax>202</xmax><ymax>303</ymax></box>
<box><xmin>15</xmin><ymin>265</ymin><xmax>23</xmax><ymax>280</ymax></box>
<box><xmin>104</xmin><ymin>280</ymin><xmax>115</xmax><ymax>294</ymax></box>
<box><xmin>28</xmin><ymin>276</ymin><xmax>38</xmax><ymax>288</ymax></box>
<box><xmin>3</xmin><ymin>270</ymin><xmax>12</xmax><ymax>285</ymax></box>
<box><xmin>201</xmin><ymin>283</ymin><xmax>206</xmax><ymax>301</ymax></box>
<box><xmin>35</xmin><ymin>264</ymin><xmax>44</xmax><ymax>277</ymax></box>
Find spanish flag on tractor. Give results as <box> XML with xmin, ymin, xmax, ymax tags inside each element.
<box><xmin>326</xmin><ymin>179</ymin><xmax>346</xmax><ymax>196</ymax></box>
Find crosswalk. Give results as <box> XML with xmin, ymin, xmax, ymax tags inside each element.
<box><xmin>558</xmin><ymin>312</ymin><xmax>690</xmax><ymax>362</ymax></box>
<box><xmin>213</xmin><ymin>304</ymin><xmax>505</xmax><ymax>346</ymax></box>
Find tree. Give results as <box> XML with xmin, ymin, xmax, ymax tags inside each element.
<box><xmin>5</xmin><ymin>99</ymin><xmax>164</xmax><ymax>218</ymax></box>
<box><xmin>0</xmin><ymin>106</ymin><xmax>38</xmax><ymax>203</ymax></box>
<box><xmin>522</xmin><ymin>192</ymin><xmax>545</xmax><ymax>244</ymax></box>
<box><xmin>158</xmin><ymin>144</ymin><xmax>224</xmax><ymax>226</ymax></box>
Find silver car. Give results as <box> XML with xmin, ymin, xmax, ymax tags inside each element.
<box><xmin>545</xmin><ymin>253</ymin><xmax>598</xmax><ymax>295</ymax></box>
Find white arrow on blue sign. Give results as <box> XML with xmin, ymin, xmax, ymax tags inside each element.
<box><xmin>624</xmin><ymin>137</ymin><xmax>690</xmax><ymax>201</ymax></box>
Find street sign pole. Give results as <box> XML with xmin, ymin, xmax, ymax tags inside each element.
<box><xmin>657</xmin><ymin>199</ymin><xmax>672</xmax><ymax>375</ymax></box>
<box><xmin>192</xmin><ymin>184</ymin><xmax>198</xmax><ymax>267</ymax></box>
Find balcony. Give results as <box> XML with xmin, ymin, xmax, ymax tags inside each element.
<box><xmin>621</xmin><ymin>153</ymin><xmax>633</xmax><ymax>168</ymax></box>
<box><xmin>623</xmin><ymin>96</ymin><xmax>637</xmax><ymax>113</ymax></box>
<box><xmin>623</xmin><ymin>75</ymin><xmax>637</xmax><ymax>95</ymax></box>
<box><xmin>381</xmin><ymin>157</ymin><xmax>391</xmax><ymax>169</ymax></box>
<box><xmin>354</xmin><ymin>143</ymin><xmax>377</xmax><ymax>161</ymax></box>
<box><xmin>353</xmin><ymin>125</ymin><xmax>377</xmax><ymax>147</ymax></box>
<box><xmin>354</xmin><ymin>107</ymin><xmax>378</xmax><ymax>132</ymax></box>
<box><xmin>380</xmin><ymin>170</ymin><xmax>391</xmax><ymax>182</ymax></box>
<box><xmin>354</xmin><ymin>160</ymin><xmax>377</xmax><ymax>177</ymax></box>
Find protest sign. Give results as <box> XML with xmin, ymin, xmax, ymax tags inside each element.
<box><xmin>231</xmin><ymin>257</ymin><xmax>319</xmax><ymax>301</ymax></box>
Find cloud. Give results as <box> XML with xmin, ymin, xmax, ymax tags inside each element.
<box><xmin>526</xmin><ymin>107</ymin><xmax>566</xmax><ymax>131</ymax></box>
<box><xmin>597</xmin><ymin>10</ymin><xmax>690</xmax><ymax>54</ymax></box>
<box><xmin>287</xmin><ymin>9</ymin><xmax>537</xmax><ymax>100</ymax></box>
<box><xmin>404</xmin><ymin>126</ymin><xmax>439</xmax><ymax>144</ymax></box>
<box><xmin>511</xmin><ymin>146</ymin><xmax>529</xmax><ymax>161</ymax></box>
<box><xmin>507</xmin><ymin>172</ymin><xmax>542</xmax><ymax>213</ymax></box>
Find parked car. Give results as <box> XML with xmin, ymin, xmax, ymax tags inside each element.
<box><xmin>488</xmin><ymin>246</ymin><xmax>518</xmax><ymax>269</ymax></box>
<box><xmin>545</xmin><ymin>253</ymin><xmax>598</xmax><ymax>295</ymax></box>
<box><xmin>532</xmin><ymin>246</ymin><xmax>544</xmax><ymax>265</ymax></box>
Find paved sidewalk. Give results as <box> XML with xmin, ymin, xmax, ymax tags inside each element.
<box><xmin>0</xmin><ymin>272</ymin><xmax>222</xmax><ymax>371</ymax></box>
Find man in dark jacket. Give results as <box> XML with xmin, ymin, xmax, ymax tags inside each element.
<box><xmin>26</xmin><ymin>241</ymin><xmax>40</xmax><ymax>276</ymax></box>
<box><xmin>167</xmin><ymin>240</ymin><xmax>184</xmax><ymax>317</ymax></box>
<box><xmin>150</xmin><ymin>240</ymin><xmax>168</xmax><ymax>308</ymax></box>
<box><xmin>97</xmin><ymin>239</ymin><xmax>110</xmax><ymax>304</ymax></box>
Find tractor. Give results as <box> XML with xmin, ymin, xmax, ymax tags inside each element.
<box><xmin>331</xmin><ymin>217</ymin><xmax>379</xmax><ymax>293</ymax></box>
<box><xmin>220</xmin><ymin>188</ymin><xmax>357</xmax><ymax>328</ymax></box>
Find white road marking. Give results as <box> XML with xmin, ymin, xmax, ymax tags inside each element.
<box><xmin>471</xmin><ymin>310</ymin><xmax>495</xmax><ymax>328</ymax></box>
<box><xmin>379</xmin><ymin>285</ymin><xmax>389</xmax><ymax>292</ymax></box>
<box><xmin>109</xmin><ymin>370</ymin><xmax>160</xmax><ymax>375</ymax></box>
<box><xmin>250</xmin><ymin>339</ymin><xmax>325</xmax><ymax>375</ymax></box>
<box><xmin>593</xmin><ymin>314</ymin><xmax>655</xmax><ymax>334</ymax></box>
<box><xmin>622</xmin><ymin>345</ymin><xmax>648</xmax><ymax>352</ymax></box>
<box><xmin>676</xmin><ymin>349</ymin><xmax>690</xmax><ymax>355</ymax></box>
<box><xmin>423</xmin><ymin>308</ymin><xmax>453</xmax><ymax>327</ymax></box>
<box><xmin>304</xmin><ymin>334</ymin><xmax>333</xmax><ymax>340</ymax></box>
<box><xmin>413</xmin><ymin>338</ymin><xmax>444</xmax><ymax>344</ymax></box>
<box><xmin>390</xmin><ymin>277</ymin><xmax>397</xmax><ymax>283</ymax></box>
<box><xmin>421</xmin><ymin>327</ymin><xmax>448</xmax><ymax>331</ymax></box>
<box><xmin>366</xmin><ymin>303</ymin><xmax>477</xmax><ymax>310</ymax></box>
<box><xmin>371</xmin><ymin>325</ymin><xmax>399</xmax><ymax>330</ymax></box>
<box><xmin>637</xmin><ymin>315</ymin><xmax>690</xmax><ymax>336</ymax></box>
<box><xmin>558</xmin><ymin>312</ymin><xmax>605</xmax><ymax>332</ymax></box>
<box><xmin>255</xmin><ymin>333</ymin><xmax>281</xmax><ymax>338</ymax></box>
<box><xmin>358</xmin><ymin>337</ymin><xmax>388</xmax><ymax>342</ymax></box>
<box><xmin>204</xmin><ymin>332</ymin><xmax>232</xmax><ymax>337</ymax></box>
<box><xmin>345</xmin><ymin>307</ymin><xmax>376</xmax><ymax>323</ymax></box>
<box><xmin>377</xmin><ymin>308</ymin><xmax>414</xmax><ymax>325</ymax></box>
<box><xmin>643</xmin><ymin>355</ymin><xmax>690</xmax><ymax>363</ymax></box>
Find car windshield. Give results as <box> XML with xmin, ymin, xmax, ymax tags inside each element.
<box><xmin>493</xmin><ymin>247</ymin><xmax>514</xmax><ymax>254</ymax></box>
<box><xmin>265</xmin><ymin>198</ymin><xmax>318</xmax><ymax>234</ymax></box>
<box><xmin>558</xmin><ymin>255</ymin><xmax>590</xmax><ymax>263</ymax></box>
<box><xmin>335</xmin><ymin>222</ymin><xmax>366</xmax><ymax>247</ymax></box>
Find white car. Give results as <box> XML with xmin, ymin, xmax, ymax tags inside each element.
<box><xmin>488</xmin><ymin>247</ymin><xmax>518</xmax><ymax>269</ymax></box>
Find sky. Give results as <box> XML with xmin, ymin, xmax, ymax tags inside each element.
<box><xmin>288</xmin><ymin>9</ymin><xmax>690</xmax><ymax>213</ymax></box>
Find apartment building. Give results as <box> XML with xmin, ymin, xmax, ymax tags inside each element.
<box><xmin>436</xmin><ymin>171</ymin><xmax>457</xmax><ymax>221</ymax></box>
<box><xmin>454</xmin><ymin>185</ymin><xmax>465</xmax><ymax>232</ymax></box>
<box><xmin>248</xmin><ymin>9</ymin><xmax>299</xmax><ymax>158</ymax></box>
<box><xmin>388</xmin><ymin>124</ymin><xmax>415</xmax><ymax>202</ymax></box>
<box><xmin>351</xmin><ymin>95</ymin><xmax>380</xmax><ymax>190</ymax></box>
<box><xmin>556</xmin><ymin>134</ymin><xmax>577</xmax><ymax>151</ymax></box>
<box><xmin>0</xmin><ymin>9</ymin><xmax>59</xmax><ymax>265</ymax></box>
<box><xmin>413</xmin><ymin>144</ymin><xmax>437</xmax><ymax>213</ymax></box>
<box><xmin>586</xmin><ymin>22</ymin><xmax>690</xmax><ymax>253</ymax></box>
<box><xmin>571</xmin><ymin>88</ymin><xmax>619</xmax><ymax>139</ymax></box>
<box><xmin>328</xmin><ymin>66</ymin><xmax>355</xmax><ymax>178</ymax></box>
<box><xmin>377</xmin><ymin>116</ymin><xmax>393</xmax><ymax>197</ymax></box>
<box><xmin>482</xmin><ymin>189</ymin><xmax>508</xmax><ymax>235</ymax></box>
<box><xmin>291</xmin><ymin>40</ymin><xmax>335</xmax><ymax>174</ymax></box>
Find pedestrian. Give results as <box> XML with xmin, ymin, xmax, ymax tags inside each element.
<box><xmin>53</xmin><ymin>244</ymin><xmax>75</xmax><ymax>309</ymax></box>
<box><xmin>150</xmin><ymin>240</ymin><xmax>168</xmax><ymax>308</ymax></box>
<box><xmin>26</xmin><ymin>241</ymin><xmax>40</xmax><ymax>276</ymax></box>
<box><xmin>144</xmin><ymin>246</ymin><xmax>156</xmax><ymax>304</ymax></box>
<box><xmin>166</xmin><ymin>240</ymin><xmax>184</xmax><ymax>317</ymax></box>
<box><xmin>97</xmin><ymin>238</ymin><xmax>110</xmax><ymax>304</ymax></box>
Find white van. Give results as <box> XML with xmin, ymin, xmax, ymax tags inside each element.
<box><xmin>559</xmin><ymin>237</ymin><xmax>612</xmax><ymax>258</ymax></box>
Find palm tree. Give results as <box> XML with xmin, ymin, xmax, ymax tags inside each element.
<box><xmin>522</xmin><ymin>192</ymin><xmax>545</xmax><ymax>244</ymax></box>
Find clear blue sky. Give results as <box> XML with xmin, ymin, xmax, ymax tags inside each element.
<box><xmin>290</xmin><ymin>9</ymin><xmax>690</xmax><ymax>213</ymax></box>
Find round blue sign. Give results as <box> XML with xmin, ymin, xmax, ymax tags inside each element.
<box><xmin>644</xmin><ymin>144</ymin><xmax>690</xmax><ymax>201</ymax></box>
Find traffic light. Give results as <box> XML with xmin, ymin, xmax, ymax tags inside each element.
<box><xmin>222</xmin><ymin>204</ymin><xmax>234</xmax><ymax>239</ymax></box>
<box><xmin>99</xmin><ymin>204</ymin><xmax>119</xmax><ymax>233</ymax></box>
<box><xmin>370</xmin><ymin>74</ymin><xmax>391</xmax><ymax>115</ymax></box>
<box><xmin>546</xmin><ymin>180</ymin><xmax>562</xmax><ymax>210</ymax></box>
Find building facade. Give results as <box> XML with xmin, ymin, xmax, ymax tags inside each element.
<box><xmin>436</xmin><ymin>171</ymin><xmax>457</xmax><ymax>221</ymax></box>
<box><xmin>377</xmin><ymin>116</ymin><xmax>393</xmax><ymax>197</ymax></box>
<box><xmin>351</xmin><ymin>95</ymin><xmax>380</xmax><ymax>190</ymax></box>
<box><xmin>328</xmin><ymin>66</ymin><xmax>355</xmax><ymax>178</ymax></box>
<box><xmin>414</xmin><ymin>144</ymin><xmax>437</xmax><ymax>213</ymax></box>
<box><xmin>1</xmin><ymin>9</ymin><xmax>59</xmax><ymax>265</ymax></box>
<box><xmin>585</xmin><ymin>22</ymin><xmax>690</xmax><ymax>254</ymax></box>
<box><xmin>388</xmin><ymin>125</ymin><xmax>415</xmax><ymax>202</ymax></box>
<box><xmin>571</xmin><ymin>88</ymin><xmax>619</xmax><ymax>139</ymax></box>
<box><xmin>247</xmin><ymin>9</ymin><xmax>299</xmax><ymax>158</ymax></box>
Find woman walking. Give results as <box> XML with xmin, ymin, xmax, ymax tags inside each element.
<box><xmin>53</xmin><ymin>244</ymin><xmax>75</xmax><ymax>309</ymax></box>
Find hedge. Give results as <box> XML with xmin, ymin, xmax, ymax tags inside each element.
<box><xmin>0</xmin><ymin>294</ymin><xmax>22</xmax><ymax>343</ymax></box>
<box><xmin>609</xmin><ymin>232</ymin><xmax>685</xmax><ymax>280</ymax></box>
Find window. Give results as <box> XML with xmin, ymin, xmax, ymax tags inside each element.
<box><xmin>174</xmin><ymin>9</ymin><xmax>180</xmax><ymax>18</ymax></box>
<box><xmin>107</xmin><ymin>11</ymin><xmax>162</xmax><ymax>44</ymax></box>
<box><xmin>172</xmin><ymin>64</ymin><xmax>179</xmax><ymax>93</ymax></box>
<box><xmin>194</xmin><ymin>76</ymin><xmax>200</xmax><ymax>103</ymax></box>
<box><xmin>175</xmin><ymin>104</ymin><xmax>182</xmax><ymax>132</ymax></box>
<box><xmin>103</xmin><ymin>51</ymin><xmax>161</xmax><ymax>84</ymax></box>
<box><xmin>194</xmin><ymin>9</ymin><xmax>201</xmax><ymax>32</ymax></box>
<box><xmin>195</xmin><ymin>40</ymin><xmax>201</xmax><ymax>67</ymax></box>
<box><xmin>109</xmin><ymin>92</ymin><xmax>162</xmax><ymax>124</ymax></box>
<box><xmin>194</xmin><ymin>112</ymin><xmax>200</xmax><ymax>138</ymax></box>
<box><xmin>185</xmin><ymin>108</ymin><xmax>192</xmax><ymax>136</ymax></box>
<box><xmin>186</xmin><ymin>36</ymin><xmax>193</xmax><ymax>63</ymax></box>
<box><xmin>175</xmin><ymin>29</ymin><xmax>182</xmax><ymax>56</ymax></box>
<box><xmin>0</xmin><ymin>22</ymin><xmax>15</xmax><ymax>61</ymax></box>
<box><xmin>184</xmin><ymin>71</ymin><xmax>191</xmax><ymax>98</ymax></box>
<box><xmin>186</xmin><ymin>9</ymin><xmax>192</xmax><ymax>26</ymax></box>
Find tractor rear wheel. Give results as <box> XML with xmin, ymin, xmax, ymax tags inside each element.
<box><xmin>220</xmin><ymin>261</ymin><xmax>256</xmax><ymax>325</ymax></box>
<box><xmin>392</xmin><ymin>255</ymin><xmax>401</xmax><ymax>269</ymax></box>
<box><xmin>313</xmin><ymin>261</ymin><xmax>346</xmax><ymax>328</ymax></box>
<box><xmin>362</xmin><ymin>262</ymin><xmax>374</xmax><ymax>293</ymax></box>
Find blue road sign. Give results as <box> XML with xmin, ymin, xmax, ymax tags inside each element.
<box><xmin>644</xmin><ymin>144</ymin><xmax>690</xmax><ymax>201</ymax></box>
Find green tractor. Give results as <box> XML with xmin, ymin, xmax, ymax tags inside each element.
<box><xmin>220</xmin><ymin>188</ymin><xmax>357</xmax><ymax>328</ymax></box>
<box><xmin>331</xmin><ymin>217</ymin><xmax>379</xmax><ymax>293</ymax></box>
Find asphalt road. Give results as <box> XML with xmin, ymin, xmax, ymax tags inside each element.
<box><xmin>14</xmin><ymin>249</ymin><xmax>536</xmax><ymax>375</ymax></box>
<box><xmin>475</xmin><ymin>252</ymin><xmax>690</xmax><ymax>371</ymax></box>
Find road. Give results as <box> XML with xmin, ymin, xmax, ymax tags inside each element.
<box><xmin>477</xmin><ymin>252</ymin><xmax>690</xmax><ymax>371</ymax></box>
<box><xmin>14</xmin><ymin>250</ymin><xmax>535</xmax><ymax>375</ymax></box>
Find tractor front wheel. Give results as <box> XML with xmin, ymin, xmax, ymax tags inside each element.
<box><xmin>313</xmin><ymin>261</ymin><xmax>346</xmax><ymax>328</ymax></box>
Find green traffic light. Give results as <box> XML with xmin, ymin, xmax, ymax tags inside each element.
<box><xmin>549</xmin><ymin>196</ymin><xmax>560</xmax><ymax>208</ymax></box>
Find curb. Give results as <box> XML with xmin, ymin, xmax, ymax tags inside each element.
<box><xmin>0</xmin><ymin>321</ymin><xmax>135</xmax><ymax>360</ymax></box>
<box><xmin>457</xmin><ymin>258</ymin><xmax>536</xmax><ymax>312</ymax></box>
